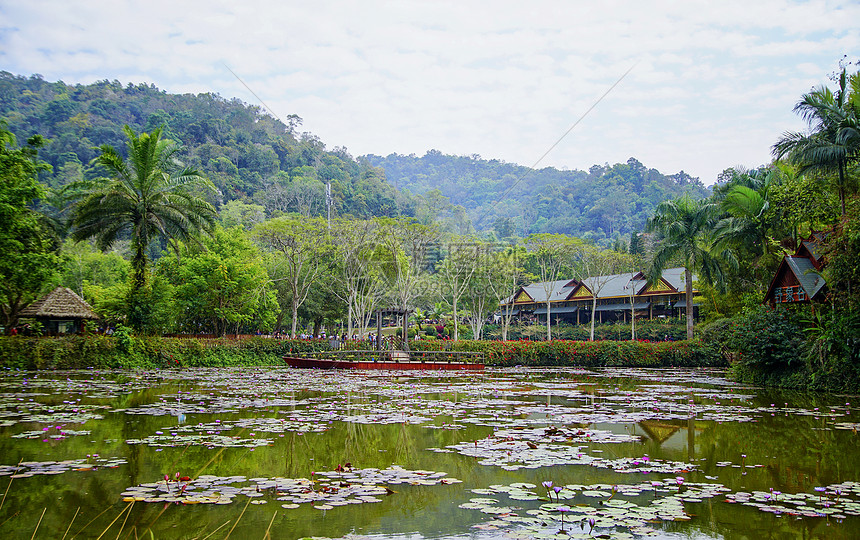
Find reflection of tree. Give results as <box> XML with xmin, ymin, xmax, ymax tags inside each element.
<box><xmin>9</xmin><ymin>371</ymin><xmax>860</xmax><ymax>539</ymax></box>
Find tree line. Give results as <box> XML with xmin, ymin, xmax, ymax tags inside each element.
<box><xmin>1</xmin><ymin>65</ymin><xmax>858</xmax><ymax>390</ymax></box>
<box><xmin>0</xmin><ymin>71</ymin><xmax>708</xmax><ymax>245</ymax></box>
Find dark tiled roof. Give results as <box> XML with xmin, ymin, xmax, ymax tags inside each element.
<box><xmin>785</xmin><ymin>257</ymin><xmax>826</xmax><ymax>298</ymax></box>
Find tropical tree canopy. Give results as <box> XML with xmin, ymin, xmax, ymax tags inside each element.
<box><xmin>70</xmin><ymin>126</ymin><xmax>217</xmax><ymax>292</ymax></box>
<box><xmin>712</xmin><ymin>167</ymin><xmax>788</xmax><ymax>288</ymax></box>
<box><xmin>646</xmin><ymin>194</ymin><xmax>731</xmax><ymax>340</ymax></box>
<box><xmin>0</xmin><ymin>126</ymin><xmax>60</xmax><ymax>330</ymax></box>
<box><xmin>773</xmin><ymin>69</ymin><xmax>860</xmax><ymax>215</ymax></box>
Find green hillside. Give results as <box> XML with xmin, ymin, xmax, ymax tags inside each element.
<box><xmin>1</xmin><ymin>72</ymin><xmax>708</xmax><ymax>241</ymax></box>
<box><xmin>0</xmin><ymin>72</ymin><xmax>413</xmax><ymax>220</ymax></box>
<box><xmin>364</xmin><ymin>152</ymin><xmax>710</xmax><ymax>242</ymax></box>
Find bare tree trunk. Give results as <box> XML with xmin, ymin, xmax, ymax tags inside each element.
<box><xmin>685</xmin><ymin>268</ymin><xmax>694</xmax><ymax>340</ymax></box>
<box><xmin>347</xmin><ymin>296</ymin><xmax>354</xmax><ymax>337</ymax></box>
<box><xmin>545</xmin><ymin>300</ymin><xmax>552</xmax><ymax>341</ymax></box>
<box><xmin>501</xmin><ymin>305</ymin><xmax>514</xmax><ymax>341</ymax></box>
<box><xmin>590</xmin><ymin>297</ymin><xmax>597</xmax><ymax>341</ymax></box>
<box><xmin>630</xmin><ymin>277</ymin><xmax>636</xmax><ymax>341</ymax></box>
<box><xmin>630</xmin><ymin>303</ymin><xmax>636</xmax><ymax>341</ymax></box>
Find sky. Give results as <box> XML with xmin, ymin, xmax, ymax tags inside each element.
<box><xmin>1</xmin><ymin>0</ymin><xmax>858</xmax><ymax>185</ymax></box>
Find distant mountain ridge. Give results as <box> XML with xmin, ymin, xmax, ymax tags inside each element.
<box><xmin>0</xmin><ymin>72</ymin><xmax>413</xmax><ymax>220</ymax></box>
<box><xmin>0</xmin><ymin>72</ymin><xmax>708</xmax><ymax>241</ymax></box>
<box><xmin>364</xmin><ymin>151</ymin><xmax>710</xmax><ymax>241</ymax></box>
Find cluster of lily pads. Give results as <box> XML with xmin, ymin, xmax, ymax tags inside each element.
<box><xmin>125</xmin><ymin>432</ymin><xmax>273</xmax><ymax>449</ymax></box>
<box><xmin>460</xmin><ymin>479</ymin><xmax>731</xmax><ymax>538</ymax></box>
<box><xmin>0</xmin><ymin>399</ymin><xmax>107</xmax><ymax>428</ymax></box>
<box><xmin>12</xmin><ymin>426</ymin><xmax>91</xmax><ymax>439</ymax></box>
<box><xmin>120</xmin><ymin>466</ymin><xmax>461</xmax><ymax>508</ymax></box>
<box><xmin>124</xmin><ymin>415</ymin><xmax>338</xmax><ymax>448</ymax></box>
<box><xmin>431</xmin><ymin>433</ymin><xmax>695</xmax><ymax>474</ymax></box>
<box><xmin>3</xmin><ymin>366</ymin><xmax>860</xmax><ymax>538</ymax></box>
<box><xmin>0</xmin><ymin>456</ymin><xmax>126</xmax><ymax>477</ymax></box>
<box><xmin>725</xmin><ymin>481</ymin><xmax>860</xmax><ymax>520</ymax></box>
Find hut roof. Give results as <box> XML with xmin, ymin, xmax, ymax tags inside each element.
<box><xmin>19</xmin><ymin>287</ymin><xmax>100</xmax><ymax>320</ymax></box>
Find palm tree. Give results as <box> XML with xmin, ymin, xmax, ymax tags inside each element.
<box><xmin>773</xmin><ymin>69</ymin><xmax>860</xmax><ymax>215</ymax></box>
<box><xmin>646</xmin><ymin>194</ymin><xmax>731</xmax><ymax>340</ymax></box>
<box><xmin>712</xmin><ymin>167</ymin><xmax>786</xmax><ymax>285</ymax></box>
<box><xmin>70</xmin><ymin>126</ymin><xmax>216</xmax><ymax>318</ymax></box>
<box><xmin>410</xmin><ymin>307</ymin><xmax>427</xmax><ymax>331</ymax></box>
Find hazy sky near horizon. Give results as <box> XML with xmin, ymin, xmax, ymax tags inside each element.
<box><xmin>2</xmin><ymin>1</ymin><xmax>858</xmax><ymax>185</ymax></box>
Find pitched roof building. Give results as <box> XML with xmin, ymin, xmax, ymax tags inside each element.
<box><xmin>18</xmin><ymin>287</ymin><xmax>100</xmax><ymax>335</ymax></box>
<box><xmin>503</xmin><ymin>267</ymin><xmax>696</xmax><ymax>324</ymax></box>
<box><xmin>764</xmin><ymin>232</ymin><xmax>827</xmax><ymax>305</ymax></box>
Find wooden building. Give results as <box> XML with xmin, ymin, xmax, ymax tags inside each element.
<box><xmin>18</xmin><ymin>287</ymin><xmax>100</xmax><ymax>335</ymax></box>
<box><xmin>503</xmin><ymin>267</ymin><xmax>696</xmax><ymax>324</ymax></box>
<box><xmin>763</xmin><ymin>232</ymin><xmax>827</xmax><ymax>305</ymax></box>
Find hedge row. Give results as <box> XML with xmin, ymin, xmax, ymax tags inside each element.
<box><xmin>0</xmin><ymin>336</ymin><xmax>331</xmax><ymax>370</ymax></box>
<box><xmin>397</xmin><ymin>339</ymin><xmax>721</xmax><ymax>367</ymax></box>
<box><xmin>0</xmin><ymin>336</ymin><xmax>725</xmax><ymax>370</ymax></box>
<box><xmin>481</xmin><ymin>320</ymin><xmax>690</xmax><ymax>342</ymax></box>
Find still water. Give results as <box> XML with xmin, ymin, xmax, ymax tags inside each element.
<box><xmin>0</xmin><ymin>367</ymin><xmax>858</xmax><ymax>539</ymax></box>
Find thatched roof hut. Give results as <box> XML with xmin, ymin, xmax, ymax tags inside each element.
<box><xmin>19</xmin><ymin>287</ymin><xmax>99</xmax><ymax>335</ymax></box>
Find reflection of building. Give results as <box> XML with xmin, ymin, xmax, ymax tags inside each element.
<box><xmin>18</xmin><ymin>287</ymin><xmax>99</xmax><ymax>335</ymax></box>
<box><xmin>503</xmin><ymin>267</ymin><xmax>696</xmax><ymax>324</ymax></box>
<box><xmin>763</xmin><ymin>232</ymin><xmax>827</xmax><ymax>306</ymax></box>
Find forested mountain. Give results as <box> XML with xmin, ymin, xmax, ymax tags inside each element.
<box><xmin>0</xmin><ymin>72</ymin><xmax>412</xmax><ymax>220</ymax></box>
<box><xmin>1</xmin><ymin>72</ymin><xmax>708</xmax><ymax>241</ymax></box>
<box><xmin>365</xmin><ymin>152</ymin><xmax>710</xmax><ymax>242</ymax></box>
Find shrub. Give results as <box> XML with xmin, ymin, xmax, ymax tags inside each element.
<box><xmin>0</xmin><ymin>336</ymin><xmax>332</xmax><ymax>369</ymax></box>
<box><xmin>725</xmin><ymin>306</ymin><xmax>807</xmax><ymax>371</ymax></box>
<box><xmin>411</xmin><ymin>338</ymin><xmax>722</xmax><ymax>367</ymax></box>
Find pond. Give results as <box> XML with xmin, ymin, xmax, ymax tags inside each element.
<box><xmin>0</xmin><ymin>366</ymin><xmax>858</xmax><ymax>539</ymax></box>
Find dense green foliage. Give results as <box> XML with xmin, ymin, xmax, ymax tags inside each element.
<box><xmin>0</xmin><ymin>336</ymin><xmax>331</xmax><ymax>369</ymax></box>
<box><xmin>159</xmin><ymin>226</ymin><xmax>278</xmax><ymax>335</ymax></box>
<box><xmin>407</xmin><ymin>338</ymin><xmax>721</xmax><ymax>367</ymax></box>
<box><xmin>698</xmin><ymin>306</ymin><xmax>860</xmax><ymax>393</ymax></box>
<box><xmin>482</xmin><ymin>319</ymin><xmax>689</xmax><ymax>342</ymax></box>
<box><xmin>725</xmin><ymin>306</ymin><xmax>808</xmax><ymax>370</ymax></box>
<box><xmin>365</xmin><ymin>153</ymin><xmax>710</xmax><ymax>241</ymax></box>
<box><xmin>0</xmin><ymin>125</ymin><xmax>60</xmax><ymax>329</ymax></box>
<box><xmin>0</xmin><ymin>72</ymin><xmax>412</xmax><ymax>220</ymax></box>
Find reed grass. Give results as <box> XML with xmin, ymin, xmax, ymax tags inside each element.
<box><xmin>263</xmin><ymin>511</ymin><xmax>277</xmax><ymax>539</ymax></box>
<box><xmin>115</xmin><ymin>501</ymin><xmax>133</xmax><ymax>540</ymax></box>
<box><xmin>30</xmin><ymin>507</ymin><xmax>46</xmax><ymax>540</ymax></box>
<box><xmin>197</xmin><ymin>520</ymin><xmax>230</xmax><ymax>540</ymax></box>
<box><xmin>60</xmin><ymin>506</ymin><xmax>80</xmax><ymax>540</ymax></box>
<box><xmin>223</xmin><ymin>498</ymin><xmax>252</xmax><ymax>540</ymax></box>
<box><xmin>0</xmin><ymin>459</ymin><xmax>23</xmax><ymax>513</ymax></box>
<box><xmin>96</xmin><ymin>502</ymin><xmax>133</xmax><ymax>540</ymax></box>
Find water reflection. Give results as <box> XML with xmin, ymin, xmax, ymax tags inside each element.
<box><xmin>0</xmin><ymin>367</ymin><xmax>857</xmax><ymax>539</ymax></box>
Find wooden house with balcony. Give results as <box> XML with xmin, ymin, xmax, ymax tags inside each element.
<box><xmin>763</xmin><ymin>232</ymin><xmax>827</xmax><ymax>306</ymax></box>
